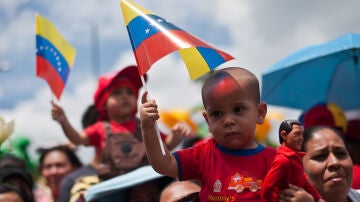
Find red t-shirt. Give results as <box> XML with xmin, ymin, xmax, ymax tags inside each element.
<box><xmin>174</xmin><ymin>138</ymin><xmax>276</xmax><ymax>202</ymax></box>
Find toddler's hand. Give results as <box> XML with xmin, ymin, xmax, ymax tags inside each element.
<box><xmin>278</xmin><ymin>184</ymin><xmax>315</xmax><ymax>202</ymax></box>
<box><xmin>171</xmin><ymin>122</ymin><xmax>194</xmax><ymax>139</ymax></box>
<box><xmin>165</xmin><ymin>122</ymin><xmax>196</xmax><ymax>150</ymax></box>
<box><xmin>51</xmin><ymin>100</ymin><xmax>67</xmax><ymax>123</ymax></box>
<box><xmin>140</xmin><ymin>92</ymin><xmax>160</xmax><ymax>129</ymax></box>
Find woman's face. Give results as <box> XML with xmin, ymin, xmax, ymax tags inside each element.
<box><xmin>302</xmin><ymin>128</ymin><xmax>353</xmax><ymax>200</ymax></box>
<box><xmin>41</xmin><ymin>150</ymin><xmax>75</xmax><ymax>197</ymax></box>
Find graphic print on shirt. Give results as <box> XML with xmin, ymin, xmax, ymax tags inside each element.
<box><xmin>213</xmin><ymin>179</ymin><xmax>222</xmax><ymax>192</ymax></box>
<box><xmin>227</xmin><ymin>172</ymin><xmax>263</xmax><ymax>193</ymax></box>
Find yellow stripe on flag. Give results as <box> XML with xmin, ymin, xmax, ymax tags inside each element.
<box><xmin>120</xmin><ymin>0</ymin><xmax>154</xmax><ymax>26</ymax></box>
<box><xmin>179</xmin><ymin>47</ymin><xmax>210</xmax><ymax>80</ymax></box>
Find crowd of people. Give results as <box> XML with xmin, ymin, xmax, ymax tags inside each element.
<box><xmin>0</xmin><ymin>64</ymin><xmax>359</xmax><ymax>201</ymax></box>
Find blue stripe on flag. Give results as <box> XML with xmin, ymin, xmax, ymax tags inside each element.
<box><xmin>197</xmin><ymin>47</ymin><xmax>227</xmax><ymax>70</ymax></box>
<box><xmin>36</xmin><ymin>35</ymin><xmax>70</xmax><ymax>83</ymax></box>
<box><xmin>127</xmin><ymin>14</ymin><xmax>182</xmax><ymax>49</ymax></box>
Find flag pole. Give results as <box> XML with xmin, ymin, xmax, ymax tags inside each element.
<box><xmin>140</xmin><ymin>76</ymin><xmax>166</xmax><ymax>156</ymax></box>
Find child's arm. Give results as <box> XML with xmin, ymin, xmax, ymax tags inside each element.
<box><xmin>51</xmin><ymin>100</ymin><xmax>90</xmax><ymax>146</ymax></box>
<box><xmin>140</xmin><ymin>92</ymin><xmax>179</xmax><ymax>178</ymax></box>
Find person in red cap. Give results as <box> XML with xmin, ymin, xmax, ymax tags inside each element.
<box><xmin>300</xmin><ymin>102</ymin><xmax>360</xmax><ymax>190</ymax></box>
<box><xmin>51</xmin><ymin>65</ymin><xmax>192</xmax><ymax>175</ymax></box>
<box><xmin>300</xmin><ymin>102</ymin><xmax>347</xmax><ymax>133</ymax></box>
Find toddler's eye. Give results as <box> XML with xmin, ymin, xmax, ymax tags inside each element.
<box><xmin>234</xmin><ymin>106</ymin><xmax>243</xmax><ymax>113</ymax></box>
<box><xmin>211</xmin><ymin>111</ymin><xmax>221</xmax><ymax>118</ymax></box>
<box><xmin>111</xmin><ymin>89</ymin><xmax>122</xmax><ymax>95</ymax></box>
<box><xmin>126</xmin><ymin>88</ymin><xmax>134</xmax><ymax>95</ymax></box>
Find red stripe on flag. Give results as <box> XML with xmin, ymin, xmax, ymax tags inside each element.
<box><xmin>134</xmin><ymin>30</ymin><xmax>212</xmax><ymax>75</ymax></box>
<box><xmin>36</xmin><ymin>56</ymin><xmax>65</xmax><ymax>99</ymax></box>
<box><xmin>217</xmin><ymin>50</ymin><xmax>234</xmax><ymax>61</ymax></box>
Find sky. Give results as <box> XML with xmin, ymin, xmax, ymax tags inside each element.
<box><xmin>1</xmin><ymin>0</ymin><xmax>360</xmax><ymax>163</ymax></box>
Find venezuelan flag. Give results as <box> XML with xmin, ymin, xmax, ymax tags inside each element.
<box><xmin>120</xmin><ymin>0</ymin><xmax>234</xmax><ymax>80</ymax></box>
<box><xmin>35</xmin><ymin>13</ymin><xmax>76</xmax><ymax>99</ymax></box>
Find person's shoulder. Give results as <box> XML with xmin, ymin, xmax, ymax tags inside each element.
<box><xmin>84</xmin><ymin>121</ymin><xmax>103</xmax><ymax>131</ymax></box>
<box><xmin>258</xmin><ymin>145</ymin><xmax>277</xmax><ymax>160</ymax></box>
<box><xmin>175</xmin><ymin>138</ymin><xmax>213</xmax><ymax>156</ymax></box>
<box><xmin>272</xmin><ymin>151</ymin><xmax>291</xmax><ymax>165</ymax></box>
<box><xmin>193</xmin><ymin>137</ymin><xmax>214</xmax><ymax>147</ymax></box>
<box><xmin>65</xmin><ymin>165</ymin><xmax>97</xmax><ymax>181</ymax></box>
<box><xmin>262</xmin><ymin>145</ymin><xmax>277</xmax><ymax>154</ymax></box>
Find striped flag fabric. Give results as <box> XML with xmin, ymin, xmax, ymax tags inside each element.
<box><xmin>35</xmin><ymin>13</ymin><xmax>76</xmax><ymax>99</ymax></box>
<box><xmin>120</xmin><ymin>0</ymin><xmax>234</xmax><ymax>80</ymax></box>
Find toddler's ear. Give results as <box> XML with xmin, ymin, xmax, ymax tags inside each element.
<box><xmin>257</xmin><ymin>102</ymin><xmax>267</xmax><ymax>124</ymax></box>
<box><xmin>202</xmin><ymin>111</ymin><xmax>209</xmax><ymax>125</ymax></box>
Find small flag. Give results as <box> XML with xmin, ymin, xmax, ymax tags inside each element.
<box><xmin>35</xmin><ymin>13</ymin><xmax>76</xmax><ymax>99</ymax></box>
<box><xmin>120</xmin><ymin>0</ymin><xmax>234</xmax><ymax>80</ymax></box>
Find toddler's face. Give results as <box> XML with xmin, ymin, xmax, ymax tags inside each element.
<box><xmin>106</xmin><ymin>86</ymin><xmax>137</xmax><ymax>119</ymax></box>
<box><xmin>202</xmin><ymin>76</ymin><xmax>265</xmax><ymax>149</ymax></box>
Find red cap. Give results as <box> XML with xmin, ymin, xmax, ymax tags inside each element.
<box><xmin>94</xmin><ymin>65</ymin><xmax>147</xmax><ymax>119</ymax></box>
<box><xmin>302</xmin><ymin>103</ymin><xmax>347</xmax><ymax>132</ymax></box>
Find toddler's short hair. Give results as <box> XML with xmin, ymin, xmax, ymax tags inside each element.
<box><xmin>201</xmin><ymin>67</ymin><xmax>260</xmax><ymax>108</ymax></box>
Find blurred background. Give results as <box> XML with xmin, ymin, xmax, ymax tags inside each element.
<box><xmin>1</xmin><ymin>0</ymin><xmax>360</xmax><ymax>163</ymax></box>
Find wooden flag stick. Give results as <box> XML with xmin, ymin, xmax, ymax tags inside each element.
<box><xmin>140</xmin><ymin>76</ymin><xmax>166</xmax><ymax>156</ymax></box>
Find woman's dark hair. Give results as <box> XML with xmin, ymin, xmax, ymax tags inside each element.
<box><xmin>0</xmin><ymin>184</ymin><xmax>26</xmax><ymax>202</ymax></box>
<box><xmin>301</xmin><ymin>125</ymin><xmax>343</xmax><ymax>152</ymax></box>
<box><xmin>38</xmin><ymin>145</ymin><xmax>83</xmax><ymax>171</ymax></box>
<box><xmin>278</xmin><ymin>119</ymin><xmax>302</xmax><ymax>144</ymax></box>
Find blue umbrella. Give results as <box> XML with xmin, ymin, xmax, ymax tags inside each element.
<box><xmin>261</xmin><ymin>33</ymin><xmax>360</xmax><ymax>111</ymax></box>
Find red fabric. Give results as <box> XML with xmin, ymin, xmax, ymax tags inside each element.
<box><xmin>261</xmin><ymin>146</ymin><xmax>321</xmax><ymax>201</ymax></box>
<box><xmin>93</xmin><ymin>65</ymin><xmax>147</xmax><ymax>119</ymax></box>
<box><xmin>174</xmin><ymin>139</ymin><xmax>276</xmax><ymax>201</ymax></box>
<box><xmin>303</xmin><ymin>104</ymin><xmax>335</xmax><ymax>129</ymax></box>
<box><xmin>132</xmin><ymin>28</ymin><xmax>234</xmax><ymax>77</ymax></box>
<box><xmin>36</xmin><ymin>56</ymin><xmax>65</xmax><ymax>99</ymax></box>
<box><xmin>134</xmin><ymin>30</ymin><xmax>185</xmax><ymax>75</ymax></box>
<box><xmin>352</xmin><ymin>164</ymin><xmax>360</xmax><ymax>189</ymax></box>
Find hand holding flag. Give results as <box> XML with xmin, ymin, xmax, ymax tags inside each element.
<box><xmin>120</xmin><ymin>0</ymin><xmax>234</xmax><ymax>80</ymax></box>
<box><xmin>36</xmin><ymin>13</ymin><xmax>76</xmax><ymax>100</ymax></box>
<box><xmin>120</xmin><ymin>0</ymin><xmax>235</xmax><ymax>155</ymax></box>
